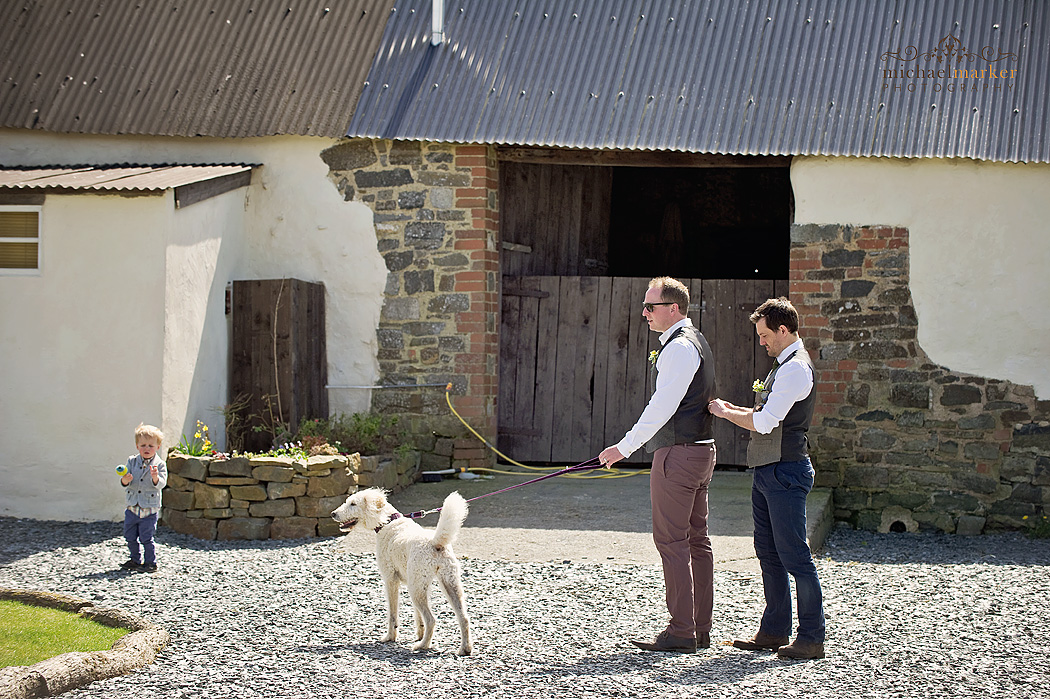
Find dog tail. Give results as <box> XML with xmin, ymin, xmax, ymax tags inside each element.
<box><xmin>432</xmin><ymin>491</ymin><xmax>468</xmax><ymax>550</ymax></box>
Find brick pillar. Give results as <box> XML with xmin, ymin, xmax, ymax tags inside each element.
<box><xmin>451</xmin><ymin>145</ymin><xmax>499</xmax><ymax>469</ymax></box>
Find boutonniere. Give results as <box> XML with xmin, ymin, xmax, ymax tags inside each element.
<box><xmin>649</xmin><ymin>350</ymin><xmax>659</xmax><ymax>365</ymax></box>
<box><xmin>752</xmin><ymin>379</ymin><xmax>766</xmax><ymax>392</ymax></box>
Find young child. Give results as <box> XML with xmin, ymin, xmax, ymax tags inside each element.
<box><xmin>119</xmin><ymin>423</ymin><xmax>168</xmax><ymax>572</ymax></box>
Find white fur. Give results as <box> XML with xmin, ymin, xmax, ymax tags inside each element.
<box><xmin>331</xmin><ymin>488</ymin><xmax>472</xmax><ymax>655</ymax></box>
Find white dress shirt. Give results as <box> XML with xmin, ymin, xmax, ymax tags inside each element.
<box><xmin>615</xmin><ymin>318</ymin><xmax>701</xmax><ymax>457</ymax></box>
<box><xmin>752</xmin><ymin>338</ymin><xmax>814</xmax><ymax>435</ymax></box>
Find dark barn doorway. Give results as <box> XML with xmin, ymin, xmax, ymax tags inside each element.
<box><xmin>497</xmin><ymin>149</ymin><xmax>792</xmax><ymax>466</ymax></box>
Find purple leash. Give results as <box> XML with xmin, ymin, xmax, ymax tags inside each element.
<box><xmin>405</xmin><ymin>456</ymin><xmax>604</xmax><ymax>520</ymax></box>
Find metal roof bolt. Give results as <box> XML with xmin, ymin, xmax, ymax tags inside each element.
<box><xmin>973</xmin><ymin>107</ymin><xmax>978</xmax><ymax>112</ymax></box>
<box><xmin>647</xmin><ymin>95</ymin><xmax>654</xmax><ymax>102</ymax></box>
<box><xmin>590</xmin><ymin>92</ymin><xmax>597</xmax><ymax>98</ymax></box>
<box><xmin>382</xmin><ymin>84</ymin><xmax>389</xmax><ymax>89</ymax></box>
<box><xmin>806</xmin><ymin>18</ymin><xmax>812</xmax><ymax>23</ymax></box>
<box><xmin>993</xmin><ymin>24</ymin><xmax>999</xmax><ymax>29</ymax></box>
<box><xmin>618</xmin><ymin>91</ymin><xmax>624</xmax><ymax>98</ymax></box>
<box><xmin>669</xmin><ymin>17</ymin><xmax>674</xmax><ymax>22</ymax></box>
<box><xmin>550</xmin><ymin>90</ymin><xmax>555</xmax><ymax>96</ymax></box>
<box><xmin>767</xmin><ymin>16</ymin><xmax>772</xmax><ymax>21</ymax></box>
<box><xmin>433</xmin><ymin>83</ymin><xmax>439</xmax><ymax>89</ymax></box>
<box><xmin>573</xmin><ymin>13</ymin><xmax>578</xmax><ymax>19</ymax></box>
<box><xmin>521</xmin><ymin>90</ymin><xmax>526</xmax><ymax>96</ymax></box>
<box><xmin>1014</xmin><ymin>108</ymin><xmax>1020</xmax><ymax>114</ymax></box>
<box><xmin>678</xmin><ymin>95</ymin><xmax>684</xmax><ymax>101</ymax></box>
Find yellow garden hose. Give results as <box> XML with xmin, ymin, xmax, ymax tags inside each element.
<box><xmin>444</xmin><ymin>384</ymin><xmax>648</xmax><ymax>480</ymax></box>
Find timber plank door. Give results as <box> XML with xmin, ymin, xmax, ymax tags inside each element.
<box><xmin>499</xmin><ymin>276</ymin><xmax>787</xmax><ymax>465</ymax></box>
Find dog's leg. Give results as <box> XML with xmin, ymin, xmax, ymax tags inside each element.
<box><xmin>408</xmin><ymin>582</ymin><xmax>436</xmax><ymax>651</ymax></box>
<box><xmin>381</xmin><ymin>574</ymin><xmax>400</xmax><ymax>643</ymax></box>
<box><xmin>439</xmin><ymin>563</ymin><xmax>473</xmax><ymax>656</ymax></box>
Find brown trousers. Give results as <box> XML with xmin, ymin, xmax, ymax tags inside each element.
<box><xmin>650</xmin><ymin>443</ymin><xmax>717</xmax><ymax>638</ymax></box>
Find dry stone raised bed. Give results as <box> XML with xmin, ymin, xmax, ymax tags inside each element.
<box><xmin>161</xmin><ymin>450</ymin><xmax>420</xmax><ymax>540</ymax></box>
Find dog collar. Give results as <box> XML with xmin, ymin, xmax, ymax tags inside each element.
<box><xmin>374</xmin><ymin>512</ymin><xmax>401</xmax><ymax>533</ymax></box>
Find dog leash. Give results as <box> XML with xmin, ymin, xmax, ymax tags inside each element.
<box><xmin>404</xmin><ymin>457</ymin><xmax>604</xmax><ymax>520</ymax></box>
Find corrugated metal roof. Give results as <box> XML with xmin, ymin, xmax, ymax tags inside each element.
<box><xmin>347</xmin><ymin>0</ymin><xmax>1049</xmax><ymax>163</ymax></box>
<box><xmin>0</xmin><ymin>0</ymin><xmax>393</xmax><ymax>138</ymax></box>
<box><xmin>0</xmin><ymin>165</ymin><xmax>254</xmax><ymax>191</ymax></box>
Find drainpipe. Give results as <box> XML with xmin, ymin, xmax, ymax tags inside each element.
<box><xmin>431</xmin><ymin>0</ymin><xmax>444</xmax><ymax>46</ymax></box>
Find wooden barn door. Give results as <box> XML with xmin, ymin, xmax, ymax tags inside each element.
<box><xmin>499</xmin><ymin>276</ymin><xmax>787</xmax><ymax>465</ymax></box>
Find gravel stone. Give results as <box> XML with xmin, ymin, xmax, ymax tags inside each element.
<box><xmin>0</xmin><ymin>518</ymin><xmax>1047</xmax><ymax>699</ymax></box>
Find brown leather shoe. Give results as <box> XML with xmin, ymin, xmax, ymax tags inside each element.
<box><xmin>732</xmin><ymin>631</ymin><xmax>790</xmax><ymax>651</ymax></box>
<box><xmin>777</xmin><ymin>639</ymin><xmax>825</xmax><ymax>659</ymax></box>
<box><xmin>631</xmin><ymin>630</ymin><xmax>696</xmax><ymax>653</ymax></box>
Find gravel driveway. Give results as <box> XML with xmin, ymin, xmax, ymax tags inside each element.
<box><xmin>1</xmin><ymin>516</ymin><xmax>1048</xmax><ymax>699</ymax></box>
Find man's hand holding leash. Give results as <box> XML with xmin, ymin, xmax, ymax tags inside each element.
<box><xmin>598</xmin><ymin>446</ymin><xmax>625</xmax><ymax>469</ymax></box>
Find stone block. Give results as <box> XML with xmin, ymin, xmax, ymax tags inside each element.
<box><xmin>851</xmin><ymin>341</ymin><xmax>908</xmax><ymax>361</ymax></box>
<box><xmin>321</xmin><ymin>139</ymin><xmax>376</xmax><ymax>170</ymax></box>
<box><xmin>296</xmin><ymin>495</ymin><xmax>350</xmax><ymax>518</ymax></box>
<box><xmin>398</xmin><ymin>190</ymin><xmax>426</xmax><ymax>208</ymax></box>
<box><xmin>878</xmin><ymin>286</ymin><xmax>912</xmax><ymax>305</ymax></box>
<box><xmin>405</xmin><ymin>270</ymin><xmax>435</xmax><ymax>294</ymax></box>
<box><xmin>791</xmin><ymin>223</ymin><xmax>842</xmax><ymax>243</ymax></box>
<box><xmin>167</xmin><ymin>455</ymin><xmax>207</xmax><ymax>481</ymax></box>
<box><xmin>890</xmin><ymin>384</ymin><xmax>930</xmax><ymax>409</ymax></box>
<box><xmin>896</xmin><ymin>411</ymin><xmax>925</xmax><ymax>427</ymax></box>
<box><xmin>217</xmin><ymin>517</ymin><xmax>271</xmax><ymax>541</ymax></box>
<box><xmin>962</xmin><ymin>442</ymin><xmax>1001</xmax><ymax>461</ymax></box>
<box><xmin>822</xmin><ymin>248</ymin><xmax>866</xmax><ymax>268</ymax></box>
<box><xmin>268</xmin><ymin>482</ymin><xmax>307</xmax><ymax>500</ymax></box>
<box><xmin>859</xmin><ymin>428</ymin><xmax>896</xmax><ymax>450</ymax></box>
<box><xmin>209</xmin><ymin>457</ymin><xmax>253</xmax><ymax>477</ymax></box>
<box><xmin>230</xmin><ymin>484</ymin><xmax>268</xmax><ymax>502</ymax></box>
<box><xmin>166</xmin><ymin>473</ymin><xmax>195</xmax><ymax>492</ymax></box>
<box><xmin>389</xmin><ymin>141</ymin><xmax>422</xmax><ymax>165</ymax></box>
<box><xmin>193</xmin><ymin>483</ymin><xmax>230</xmax><ymax>510</ymax></box>
<box><xmin>856</xmin><ymin>410</ymin><xmax>892</xmax><ymax>423</ymax></box>
<box><xmin>1011</xmin><ymin>483</ymin><xmax>1043</xmax><ymax>503</ymax></box>
<box><xmin>307</xmin><ymin>467</ymin><xmax>358</xmax><ymax>498</ymax></box>
<box><xmin>206</xmin><ymin>477</ymin><xmax>258</xmax><ymax>486</ymax></box>
<box><xmin>930</xmin><ymin>491</ymin><xmax>980</xmax><ymax>513</ymax></box>
<box><xmin>871</xmin><ymin>491</ymin><xmax>928</xmax><ymax>510</ymax></box>
<box><xmin>354</xmin><ymin>169</ymin><xmax>413</xmax><ymax>188</ymax></box>
<box><xmin>317</xmin><ymin>519</ymin><xmax>345</xmax><ymax>537</ymax></box>
<box><xmin>958</xmin><ymin>414</ymin><xmax>995</xmax><ymax>430</ymax></box>
<box><xmin>270</xmin><ymin>517</ymin><xmax>318</xmax><ymax>539</ymax></box>
<box><xmin>427</xmin><ymin>294</ymin><xmax>471</xmax><ymax>314</ymax></box>
<box><xmin>940</xmin><ymin>384</ymin><xmax>983</xmax><ymax>406</ymax></box>
<box><xmin>202</xmin><ymin>508</ymin><xmax>234</xmax><ymax>519</ymax></box>
<box><xmin>417</xmin><ymin>171</ymin><xmax>471</xmax><ymax>187</ymax></box>
<box><xmin>405</xmin><ymin>221</ymin><xmax>446</xmax><ymax>249</ymax></box>
<box><xmin>163</xmin><ymin>489</ymin><xmax>194</xmax><ymax>511</ymax></box>
<box><xmin>251</xmin><ymin>464</ymin><xmax>296</xmax><ymax>483</ymax></box>
<box><xmin>840</xmin><ymin>279</ymin><xmax>875</xmax><ymax>297</ymax></box>
<box><xmin>955</xmin><ymin>515</ymin><xmax>986</xmax><ymax>536</ymax></box>
<box><xmin>250</xmin><ymin>499</ymin><xmax>296</xmax><ymax>518</ymax></box>
<box><xmin>162</xmin><ymin>509</ymin><xmax>217</xmax><ymax>540</ymax></box>
<box><xmin>953</xmin><ymin>473</ymin><xmax>999</xmax><ymax>495</ymax></box>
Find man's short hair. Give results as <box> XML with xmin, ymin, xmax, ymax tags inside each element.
<box><xmin>649</xmin><ymin>277</ymin><xmax>689</xmax><ymax>314</ymax></box>
<box><xmin>749</xmin><ymin>296</ymin><xmax>799</xmax><ymax>334</ymax></box>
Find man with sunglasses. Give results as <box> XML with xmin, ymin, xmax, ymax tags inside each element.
<box><xmin>599</xmin><ymin>277</ymin><xmax>717</xmax><ymax>654</ymax></box>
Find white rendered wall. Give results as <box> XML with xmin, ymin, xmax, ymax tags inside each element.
<box><xmin>0</xmin><ymin>129</ymin><xmax>386</xmax><ymax>521</ymax></box>
<box><xmin>792</xmin><ymin>157</ymin><xmax>1050</xmax><ymax>399</ymax></box>
<box><xmin>0</xmin><ymin>194</ymin><xmax>168</xmax><ymax>519</ymax></box>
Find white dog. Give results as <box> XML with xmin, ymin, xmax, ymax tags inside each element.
<box><xmin>331</xmin><ymin>488</ymin><xmax>472</xmax><ymax>655</ymax></box>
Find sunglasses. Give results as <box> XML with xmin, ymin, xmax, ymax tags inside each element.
<box><xmin>642</xmin><ymin>302</ymin><xmax>675</xmax><ymax>312</ymax></box>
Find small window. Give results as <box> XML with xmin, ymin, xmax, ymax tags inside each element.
<box><xmin>0</xmin><ymin>206</ymin><xmax>41</xmax><ymax>273</ymax></box>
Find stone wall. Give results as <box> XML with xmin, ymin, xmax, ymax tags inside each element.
<box><xmin>161</xmin><ymin>451</ymin><xmax>420</xmax><ymax>540</ymax></box>
<box><xmin>321</xmin><ymin>139</ymin><xmax>499</xmax><ymax>472</ymax></box>
<box><xmin>791</xmin><ymin>224</ymin><xmax>1050</xmax><ymax>533</ymax></box>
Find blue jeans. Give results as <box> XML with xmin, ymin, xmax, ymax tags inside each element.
<box><xmin>752</xmin><ymin>458</ymin><xmax>825</xmax><ymax>643</ymax></box>
<box><xmin>123</xmin><ymin>510</ymin><xmax>158</xmax><ymax>564</ymax></box>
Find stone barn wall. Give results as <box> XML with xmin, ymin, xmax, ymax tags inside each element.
<box><xmin>791</xmin><ymin>224</ymin><xmax>1049</xmax><ymax>533</ymax></box>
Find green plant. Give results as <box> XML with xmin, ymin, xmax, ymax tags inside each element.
<box><xmin>296</xmin><ymin>412</ymin><xmax>409</xmax><ymax>455</ymax></box>
<box><xmin>175</xmin><ymin>420</ymin><xmax>215</xmax><ymax>456</ymax></box>
<box><xmin>1023</xmin><ymin>514</ymin><xmax>1050</xmax><ymax>539</ymax></box>
<box><xmin>0</xmin><ymin>600</ymin><xmax>129</xmax><ymax>667</ymax></box>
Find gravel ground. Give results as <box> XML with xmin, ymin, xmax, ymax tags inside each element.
<box><xmin>1</xmin><ymin>517</ymin><xmax>1048</xmax><ymax>699</ymax></box>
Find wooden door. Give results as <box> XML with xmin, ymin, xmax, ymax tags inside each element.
<box><xmin>499</xmin><ymin>276</ymin><xmax>788</xmax><ymax>465</ymax></box>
